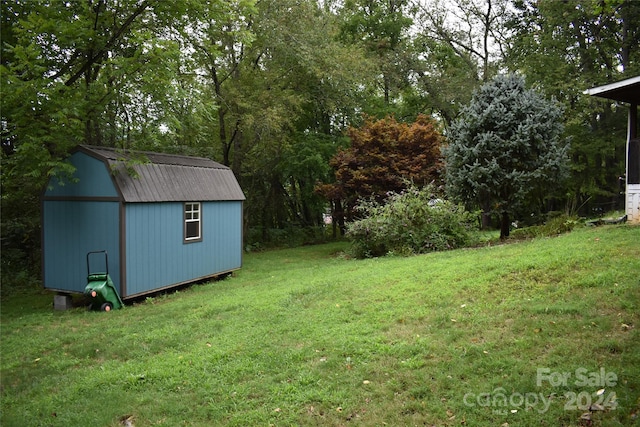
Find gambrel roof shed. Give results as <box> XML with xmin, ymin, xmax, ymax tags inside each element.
<box><xmin>585</xmin><ymin>75</ymin><xmax>640</xmax><ymax>223</ymax></box>
<box><xmin>43</xmin><ymin>145</ymin><xmax>245</xmax><ymax>302</ymax></box>
<box><xmin>76</xmin><ymin>145</ymin><xmax>245</xmax><ymax>202</ymax></box>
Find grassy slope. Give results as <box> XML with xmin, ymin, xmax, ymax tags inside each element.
<box><xmin>1</xmin><ymin>225</ymin><xmax>639</xmax><ymax>426</ymax></box>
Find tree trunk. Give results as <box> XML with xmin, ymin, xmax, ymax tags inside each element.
<box><xmin>333</xmin><ymin>199</ymin><xmax>346</xmax><ymax>237</ymax></box>
<box><xmin>500</xmin><ymin>211</ymin><xmax>510</xmax><ymax>239</ymax></box>
<box><xmin>232</xmin><ymin>126</ymin><xmax>243</xmax><ymax>181</ymax></box>
<box><xmin>480</xmin><ymin>198</ymin><xmax>492</xmax><ymax>229</ymax></box>
<box><xmin>481</xmin><ymin>211</ymin><xmax>492</xmax><ymax>230</ymax></box>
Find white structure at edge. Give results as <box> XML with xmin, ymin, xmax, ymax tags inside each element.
<box><xmin>628</xmin><ymin>185</ymin><xmax>640</xmax><ymax>223</ymax></box>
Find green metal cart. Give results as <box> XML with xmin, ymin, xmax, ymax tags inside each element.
<box><xmin>85</xmin><ymin>251</ymin><xmax>124</xmax><ymax>311</ymax></box>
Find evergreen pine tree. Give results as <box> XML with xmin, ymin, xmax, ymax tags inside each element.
<box><xmin>444</xmin><ymin>74</ymin><xmax>569</xmax><ymax>238</ymax></box>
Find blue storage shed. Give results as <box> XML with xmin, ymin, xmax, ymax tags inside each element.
<box><xmin>42</xmin><ymin>145</ymin><xmax>245</xmax><ymax>300</ymax></box>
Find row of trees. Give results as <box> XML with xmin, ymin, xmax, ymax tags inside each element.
<box><xmin>324</xmin><ymin>74</ymin><xmax>567</xmax><ymax>241</ymax></box>
<box><xmin>2</xmin><ymin>0</ymin><xmax>639</xmax><ymax>273</ymax></box>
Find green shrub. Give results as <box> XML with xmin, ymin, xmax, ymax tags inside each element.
<box><xmin>346</xmin><ymin>185</ymin><xmax>477</xmax><ymax>258</ymax></box>
<box><xmin>510</xmin><ymin>214</ymin><xmax>579</xmax><ymax>239</ymax></box>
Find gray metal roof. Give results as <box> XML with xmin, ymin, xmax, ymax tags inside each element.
<box><xmin>77</xmin><ymin>145</ymin><xmax>245</xmax><ymax>202</ymax></box>
<box><xmin>584</xmin><ymin>75</ymin><xmax>640</xmax><ymax>104</ymax></box>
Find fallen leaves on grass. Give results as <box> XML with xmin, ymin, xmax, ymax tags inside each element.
<box><xmin>579</xmin><ymin>411</ymin><xmax>592</xmax><ymax>426</ymax></box>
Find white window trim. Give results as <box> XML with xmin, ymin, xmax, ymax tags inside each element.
<box><xmin>184</xmin><ymin>202</ymin><xmax>202</xmax><ymax>242</ymax></box>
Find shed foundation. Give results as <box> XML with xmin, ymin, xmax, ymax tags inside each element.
<box><xmin>53</xmin><ymin>293</ymin><xmax>73</xmax><ymax>310</ymax></box>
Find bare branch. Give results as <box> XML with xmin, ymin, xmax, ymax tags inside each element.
<box><xmin>62</xmin><ymin>0</ymin><xmax>153</xmax><ymax>87</ymax></box>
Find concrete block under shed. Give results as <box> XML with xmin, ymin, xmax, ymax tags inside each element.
<box><xmin>54</xmin><ymin>294</ymin><xmax>73</xmax><ymax>310</ymax></box>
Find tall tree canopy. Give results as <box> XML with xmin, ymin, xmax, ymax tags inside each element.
<box><xmin>411</xmin><ymin>0</ymin><xmax>512</xmax><ymax>124</ymax></box>
<box><xmin>213</xmin><ymin>0</ymin><xmax>372</xmax><ymax>238</ymax></box>
<box><xmin>1</xmin><ymin>0</ymin><xmax>637</xmax><ymax>282</ymax></box>
<box><xmin>444</xmin><ymin>74</ymin><xmax>569</xmax><ymax>238</ymax></box>
<box><xmin>338</xmin><ymin>0</ymin><xmax>416</xmax><ymax>115</ymax></box>
<box><xmin>415</xmin><ymin>0</ymin><xmax>511</xmax><ymax>83</ymax></box>
<box><xmin>1</xmin><ymin>0</ymin><xmax>370</xmax><ymax>254</ymax></box>
<box><xmin>1</xmin><ymin>0</ymin><xmax>206</xmax><ymax>271</ymax></box>
<box><xmin>507</xmin><ymin>0</ymin><xmax>640</xmax><ymax>214</ymax></box>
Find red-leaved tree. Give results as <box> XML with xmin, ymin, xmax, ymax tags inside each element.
<box><xmin>317</xmin><ymin>114</ymin><xmax>444</xmax><ymax>235</ymax></box>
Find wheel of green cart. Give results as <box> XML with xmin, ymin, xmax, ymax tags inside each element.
<box><xmin>101</xmin><ymin>302</ymin><xmax>113</xmax><ymax>312</ymax></box>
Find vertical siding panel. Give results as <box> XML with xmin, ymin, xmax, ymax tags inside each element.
<box><xmin>125</xmin><ymin>205</ymin><xmax>133</xmax><ymax>294</ymax></box>
<box><xmin>43</xmin><ymin>201</ymin><xmax>120</xmax><ymax>293</ymax></box>
<box><xmin>45</xmin><ymin>152</ymin><xmax>118</xmax><ymax>198</ymax></box>
<box><xmin>121</xmin><ymin>201</ymin><xmax>243</xmax><ymax>298</ymax></box>
<box><xmin>204</xmin><ymin>201</ymin><xmax>242</xmax><ymax>273</ymax></box>
<box><xmin>127</xmin><ymin>202</ymin><xmax>184</xmax><ymax>295</ymax></box>
<box><xmin>168</xmin><ymin>204</ymin><xmax>176</xmax><ymax>285</ymax></box>
<box><xmin>126</xmin><ymin>204</ymin><xmax>138</xmax><ymax>295</ymax></box>
<box><xmin>45</xmin><ymin>200</ymin><xmax>243</xmax><ymax>298</ymax></box>
<box><xmin>50</xmin><ymin>200</ymin><xmax>243</xmax><ymax>298</ymax></box>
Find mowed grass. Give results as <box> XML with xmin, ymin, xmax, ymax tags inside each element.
<box><xmin>1</xmin><ymin>225</ymin><xmax>639</xmax><ymax>426</ymax></box>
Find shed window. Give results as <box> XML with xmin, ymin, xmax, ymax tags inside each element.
<box><xmin>184</xmin><ymin>202</ymin><xmax>202</xmax><ymax>242</ymax></box>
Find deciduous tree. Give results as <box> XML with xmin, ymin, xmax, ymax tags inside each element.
<box><xmin>318</xmin><ymin>114</ymin><xmax>444</xmax><ymax>231</ymax></box>
<box><xmin>506</xmin><ymin>0</ymin><xmax>640</xmax><ymax>214</ymax></box>
<box><xmin>0</xmin><ymin>0</ymin><xmax>238</xmax><ymax>276</ymax></box>
<box><xmin>338</xmin><ymin>0</ymin><xmax>416</xmax><ymax>114</ymax></box>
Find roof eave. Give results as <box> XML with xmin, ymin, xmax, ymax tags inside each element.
<box><xmin>584</xmin><ymin>75</ymin><xmax>640</xmax><ymax>104</ymax></box>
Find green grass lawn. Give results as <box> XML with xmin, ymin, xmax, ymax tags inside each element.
<box><xmin>1</xmin><ymin>225</ymin><xmax>639</xmax><ymax>426</ymax></box>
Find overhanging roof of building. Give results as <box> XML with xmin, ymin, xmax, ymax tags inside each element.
<box><xmin>76</xmin><ymin>145</ymin><xmax>245</xmax><ymax>202</ymax></box>
<box><xmin>584</xmin><ymin>75</ymin><xmax>640</xmax><ymax>104</ymax></box>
